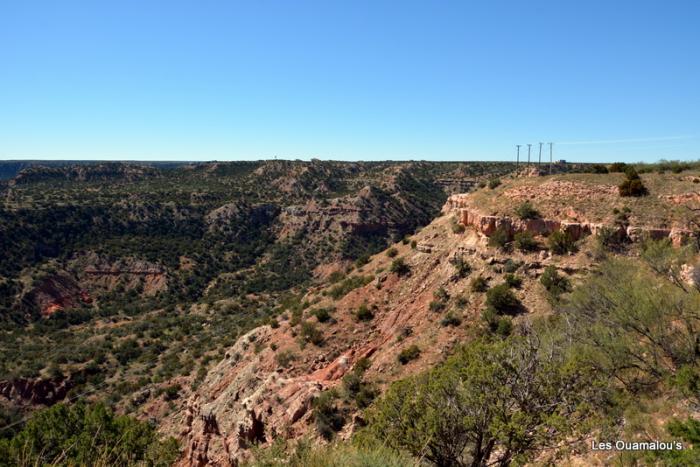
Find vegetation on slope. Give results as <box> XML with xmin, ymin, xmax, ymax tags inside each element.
<box><xmin>255</xmin><ymin>239</ymin><xmax>700</xmax><ymax>466</ymax></box>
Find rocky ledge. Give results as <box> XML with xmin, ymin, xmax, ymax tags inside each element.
<box><xmin>444</xmin><ymin>194</ymin><xmax>696</xmax><ymax>246</ymax></box>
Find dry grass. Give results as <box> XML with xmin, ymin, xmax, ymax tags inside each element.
<box><xmin>465</xmin><ymin>171</ymin><xmax>700</xmax><ymax>228</ymax></box>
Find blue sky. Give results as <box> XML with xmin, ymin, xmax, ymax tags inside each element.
<box><xmin>1</xmin><ymin>1</ymin><xmax>698</xmax><ymax>162</ymax></box>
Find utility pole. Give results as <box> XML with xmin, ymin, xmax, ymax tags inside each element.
<box><xmin>548</xmin><ymin>142</ymin><xmax>553</xmax><ymax>175</ymax></box>
<box><xmin>538</xmin><ymin>142</ymin><xmax>543</xmax><ymax>167</ymax></box>
<box><xmin>516</xmin><ymin>145</ymin><xmax>521</xmax><ymax>171</ymax></box>
<box><xmin>527</xmin><ymin>144</ymin><xmax>532</xmax><ymax>168</ymax></box>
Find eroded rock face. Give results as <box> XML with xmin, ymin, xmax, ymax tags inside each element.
<box><xmin>681</xmin><ymin>264</ymin><xmax>700</xmax><ymax>288</ymax></box>
<box><xmin>0</xmin><ymin>378</ymin><xmax>73</xmax><ymax>405</ymax></box>
<box><xmin>446</xmin><ymin>194</ymin><xmax>697</xmax><ymax>246</ymax></box>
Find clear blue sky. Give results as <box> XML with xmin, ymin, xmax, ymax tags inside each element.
<box><xmin>1</xmin><ymin>0</ymin><xmax>698</xmax><ymax>162</ymax></box>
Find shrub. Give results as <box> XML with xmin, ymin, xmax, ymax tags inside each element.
<box><xmin>495</xmin><ymin>317</ymin><xmax>513</xmax><ymax>336</ymax></box>
<box><xmin>433</xmin><ymin>286</ymin><xmax>449</xmax><ymax>302</ymax></box>
<box><xmin>163</xmin><ymin>383</ymin><xmax>181</xmax><ymax>401</ymax></box>
<box><xmin>609</xmin><ymin>162</ymin><xmax>628</xmax><ymax>172</ymax></box>
<box><xmin>389</xmin><ymin>257</ymin><xmax>410</xmax><ymax>276</ymax></box>
<box><xmin>590</xmin><ymin>164</ymin><xmax>609</xmax><ymax>174</ymax></box>
<box><xmin>514</xmin><ymin>231</ymin><xmax>538</xmax><ymax>252</ymax></box>
<box><xmin>548</xmin><ymin>230</ymin><xmax>575</xmax><ymax>254</ymax></box>
<box><xmin>540</xmin><ymin>266</ymin><xmax>571</xmax><ymax>297</ymax></box>
<box><xmin>455</xmin><ymin>294</ymin><xmax>469</xmax><ymax>308</ymax></box>
<box><xmin>355</xmin><ymin>303</ymin><xmax>374</xmax><ymax>322</ymax></box>
<box><xmin>618</xmin><ymin>166</ymin><xmax>648</xmax><ymax>196</ymax></box>
<box><xmin>327</xmin><ymin>275</ymin><xmax>373</xmax><ymax>299</ymax></box>
<box><xmin>504</xmin><ymin>273</ymin><xmax>523</xmax><ymax>288</ymax></box>
<box><xmin>429</xmin><ymin>300</ymin><xmax>446</xmax><ymax>313</ymax></box>
<box><xmin>515</xmin><ymin>201</ymin><xmax>540</xmax><ymax>220</ymax></box>
<box><xmin>485</xmin><ymin>284</ymin><xmax>520</xmax><ymax>315</ymax></box>
<box><xmin>449</xmin><ymin>255</ymin><xmax>471</xmax><ymax>278</ymax></box>
<box><xmin>503</xmin><ymin>259</ymin><xmax>520</xmax><ymax>273</ymax></box>
<box><xmin>470</xmin><ymin>275</ymin><xmax>489</xmax><ymax>293</ymax></box>
<box><xmin>619</xmin><ymin>177</ymin><xmax>648</xmax><ymax>197</ymax></box>
<box><xmin>451</xmin><ymin>222</ymin><xmax>466</xmax><ymax>234</ymax></box>
<box><xmin>311</xmin><ymin>307</ymin><xmax>334</xmax><ymax>323</ymax></box>
<box><xmin>440</xmin><ymin>312</ymin><xmax>462</xmax><ymax>327</ymax></box>
<box><xmin>410</xmin><ymin>240</ymin><xmax>417</xmax><ymax>249</ymax></box>
<box><xmin>0</xmin><ymin>402</ymin><xmax>178</xmax><ymax>466</ymax></box>
<box><xmin>396</xmin><ymin>326</ymin><xmax>413</xmax><ymax>342</ymax></box>
<box><xmin>386</xmin><ymin>247</ymin><xmax>398</xmax><ymax>258</ymax></box>
<box><xmin>596</xmin><ymin>226</ymin><xmax>622</xmax><ymax>250</ymax></box>
<box><xmin>488</xmin><ymin>178</ymin><xmax>501</xmax><ymax>189</ymax></box>
<box><xmin>342</xmin><ymin>358</ymin><xmax>376</xmax><ymax>409</ymax></box>
<box><xmin>397</xmin><ymin>345</ymin><xmax>421</xmax><ymax>364</ymax></box>
<box><xmin>488</xmin><ymin>227</ymin><xmax>510</xmax><ymax>250</ymax></box>
<box><xmin>312</xmin><ymin>390</ymin><xmax>345</xmax><ymax>440</ymax></box>
<box><xmin>355</xmin><ymin>255</ymin><xmax>370</xmax><ymax>267</ymax></box>
<box><xmin>301</xmin><ymin>321</ymin><xmax>324</xmax><ymax>346</ymax></box>
<box><xmin>365</xmin><ymin>337</ymin><xmax>602</xmax><ymax>467</ymax></box>
<box><xmin>275</xmin><ymin>349</ymin><xmax>297</xmax><ymax>368</ymax></box>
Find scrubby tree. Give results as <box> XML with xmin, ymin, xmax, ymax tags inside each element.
<box><xmin>547</xmin><ymin>230</ymin><xmax>575</xmax><ymax>255</ymax></box>
<box><xmin>515</xmin><ymin>201</ymin><xmax>540</xmax><ymax>220</ymax></box>
<box><xmin>362</xmin><ymin>334</ymin><xmax>602</xmax><ymax>466</ymax></box>
<box><xmin>0</xmin><ymin>402</ymin><xmax>178</xmax><ymax>466</ymax></box>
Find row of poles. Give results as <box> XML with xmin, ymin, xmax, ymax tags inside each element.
<box><xmin>516</xmin><ymin>142</ymin><xmax>554</xmax><ymax>174</ymax></box>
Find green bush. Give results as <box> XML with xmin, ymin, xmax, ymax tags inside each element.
<box><xmin>449</xmin><ymin>255</ymin><xmax>471</xmax><ymax>278</ymax></box>
<box><xmin>311</xmin><ymin>307</ymin><xmax>334</xmax><ymax>323</ymax></box>
<box><xmin>503</xmin><ymin>259</ymin><xmax>520</xmax><ymax>273</ymax></box>
<box><xmin>540</xmin><ymin>266</ymin><xmax>571</xmax><ymax>297</ymax></box>
<box><xmin>312</xmin><ymin>390</ymin><xmax>345</xmax><ymax>440</ymax></box>
<box><xmin>488</xmin><ymin>227</ymin><xmax>510</xmax><ymax>250</ymax></box>
<box><xmin>440</xmin><ymin>312</ymin><xmax>462</xmax><ymax>327</ymax></box>
<box><xmin>0</xmin><ymin>402</ymin><xmax>178</xmax><ymax>466</ymax></box>
<box><xmin>504</xmin><ymin>273</ymin><xmax>523</xmax><ymax>288</ymax></box>
<box><xmin>364</xmin><ymin>336</ymin><xmax>602</xmax><ymax>467</ymax></box>
<box><xmin>514</xmin><ymin>231</ymin><xmax>538</xmax><ymax>252</ymax></box>
<box><xmin>275</xmin><ymin>349</ymin><xmax>297</xmax><ymax>368</ymax></box>
<box><xmin>485</xmin><ymin>284</ymin><xmax>520</xmax><ymax>315</ymax></box>
<box><xmin>397</xmin><ymin>345</ymin><xmax>421</xmax><ymax>365</ymax></box>
<box><xmin>327</xmin><ymin>275</ymin><xmax>373</xmax><ymax>299</ymax></box>
<box><xmin>515</xmin><ymin>201</ymin><xmax>540</xmax><ymax>220</ymax></box>
<box><xmin>433</xmin><ymin>286</ymin><xmax>449</xmax><ymax>302</ymax></box>
<box><xmin>451</xmin><ymin>221</ymin><xmax>466</xmax><ymax>234</ymax></box>
<box><xmin>596</xmin><ymin>226</ymin><xmax>623</xmax><ymax>250</ymax></box>
<box><xmin>618</xmin><ymin>178</ymin><xmax>648</xmax><ymax>197</ymax></box>
<box><xmin>488</xmin><ymin>178</ymin><xmax>501</xmax><ymax>189</ymax></box>
<box><xmin>355</xmin><ymin>303</ymin><xmax>375</xmax><ymax>322</ymax></box>
<box><xmin>386</xmin><ymin>247</ymin><xmax>398</xmax><ymax>258</ymax></box>
<box><xmin>470</xmin><ymin>275</ymin><xmax>489</xmax><ymax>293</ymax></box>
<box><xmin>609</xmin><ymin>162</ymin><xmax>628</xmax><ymax>172</ymax></box>
<box><xmin>618</xmin><ymin>166</ymin><xmax>648</xmax><ymax>197</ymax></box>
<box><xmin>428</xmin><ymin>300</ymin><xmax>446</xmax><ymax>313</ymax></box>
<box><xmin>495</xmin><ymin>317</ymin><xmax>513</xmax><ymax>336</ymax></box>
<box><xmin>548</xmin><ymin>230</ymin><xmax>575</xmax><ymax>255</ymax></box>
<box><xmin>389</xmin><ymin>257</ymin><xmax>410</xmax><ymax>276</ymax></box>
<box><xmin>590</xmin><ymin>164</ymin><xmax>609</xmax><ymax>174</ymax></box>
<box><xmin>301</xmin><ymin>321</ymin><xmax>324</xmax><ymax>346</ymax></box>
<box><xmin>342</xmin><ymin>358</ymin><xmax>376</xmax><ymax>409</ymax></box>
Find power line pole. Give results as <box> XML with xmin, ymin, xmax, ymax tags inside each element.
<box><xmin>548</xmin><ymin>142</ymin><xmax>553</xmax><ymax>175</ymax></box>
<box><xmin>538</xmin><ymin>142</ymin><xmax>543</xmax><ymax>168</ymax></box>
<box><xmin>527</xmin><ymin>144</ymin><xmax>532</xmax><ymax>168</ymax></box>
<box><xmin>516</xmin><ymin>144</ymin><xmax>521</xmax><ymax>171</ymax></box>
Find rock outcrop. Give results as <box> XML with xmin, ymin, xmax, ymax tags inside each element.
<box><xmin>444</xmin><ymin>194</ymin><xmax>697</xmax><ymax>246</ymax></box>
